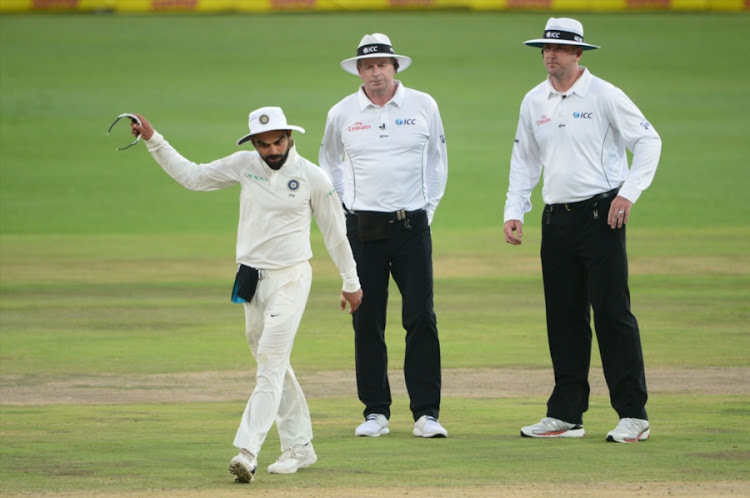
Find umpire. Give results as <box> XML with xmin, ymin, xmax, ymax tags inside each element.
<box><xmin>503</xmin><ymin>18</ymin><xmax>662</xmax><ymax>443</ymax></box>
<box><xmin>319</xmin><ymin>33</ymin><xmax>449</xmax><ymax>438</ymax></box>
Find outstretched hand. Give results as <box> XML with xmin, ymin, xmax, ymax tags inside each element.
<box><xmin>340</xmin><ymin>288</ymin><xmax>363</xmax><ymax>314</ymax></box>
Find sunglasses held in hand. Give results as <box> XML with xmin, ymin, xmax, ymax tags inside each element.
<box><xmin>107</xmin><ymin>113</ymin><xmax>142</xmax><ymax>150</ymax></box>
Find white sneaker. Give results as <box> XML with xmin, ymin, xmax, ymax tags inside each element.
<box><xmin>520</xmin><ymin>417</ymin><xmax>585</xmax><ymax>438</ymax></box>
<box><xmin>267</xmin><ymin>442</ymin><xmax>317</xmax><ymax>474</ymax></box>
<box><xmin>413</xmin><ymin>415</ymin><xmax>448</xmax><ymax>438</ymax></box>
<box><xmin>354</xmin><ymin>414</ymin><xmax>390</xmax><ymax>437</ymax></box>
<box><xmin>228</xmin><ymin>450</ymin><xmax>257</xmax><ymax>483</ymax></box>
<box><xmin>607</xmin><ymin>418</ymin><xmax>650</xmax><ymax>443</ymax></box>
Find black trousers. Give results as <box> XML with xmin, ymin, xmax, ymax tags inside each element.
<box><xmin>540</xmin><ymin>194</ymin><xmax>648</xmax><ymax>425</ymax></box>
<box><xmin>345</xmin><ymin>210</ymin><xmax>441</xmax><ymax>421</ymax></box>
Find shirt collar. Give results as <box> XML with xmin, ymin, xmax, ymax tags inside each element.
<box><xmin>287</xmin><ymin>143</ymin><xmax>299</xmax><ymax>162</ymax></box>
<box><xmin>545</xmin><ymin>66</ymin><xmax>592</xmax><ymax>100</ymax></box>
<box><xmin>357</xmin><ymin>80</ymin><xmax>406</xmax><ymax>110</ymax></box>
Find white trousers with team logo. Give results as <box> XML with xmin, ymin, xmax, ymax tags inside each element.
<box><xmin>233</xmin><ymin>261</ymin><xmax>313</xmax><ymax>457</ymax></box>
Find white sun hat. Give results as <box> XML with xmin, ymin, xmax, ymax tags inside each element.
<box><xmin>340</xmin><ymin>33</ymin><xmax>413</xmax><ymax>76</ymax></box>
<box><xmin>236</xmin><ymin>106</ymin><xmax>305</xmax><ymax>146</ymax></box>
<box><xmin>524</xmin><ymin>18</ymin><xmax>600</xmax><ymax>51</ymax></box>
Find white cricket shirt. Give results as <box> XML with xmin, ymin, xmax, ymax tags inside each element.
<box><xmin>504</xmin><ymin>67</ymin><xmax>662</xmax><ymax>223</ymax></box>
<box><xmin>319</xmin><ymin>81</ymin><xmax>448</xmax><ymax>224</ymax></box>
<box><xmin>145</xmin><ymin>132</ymin><xmax>360</xmax><ymax>292</ymax></box>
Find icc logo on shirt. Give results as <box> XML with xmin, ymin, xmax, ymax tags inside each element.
<box><xmin>395</xmin><ymin>119</ymin><xmax>417</xmax><ymax>125</ymax></box>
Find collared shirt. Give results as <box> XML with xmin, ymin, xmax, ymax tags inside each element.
<box><xmin>319</xmin><ymin>80</ymin><xmax>448</xmax><ymax>224</ymax></box>
<box><xmin>145</xmin><ymin>132</ymin><xmax>360</xmax><ymax>292</ymax></box>
<box><xmin>504</xmin><ymin>67</ymin><xmax>662</xmax><ymax>223</ymax></box>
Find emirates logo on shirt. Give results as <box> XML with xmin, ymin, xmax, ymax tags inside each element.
<box><xmin>347</xmin><ymin>121</ymin><xmax>371</xmax><ymax>132</ymax></box>
<box><xmin>536</xmin><ymin>115</ymin><xmax>552</xmax><ymax>126</ymax></box>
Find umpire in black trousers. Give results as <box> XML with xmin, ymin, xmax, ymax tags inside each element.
<box><xmin>503</xmin><ymin>17</ymin><xmax>661</xmax><ymax>442</ymax></box>
<box><xmin>345</xmin><ymin>209</ymin><xmax>446</xmax><ymax>437</ymax></box>
<box><xmin>318</xmin><ymin>32</ymin><xmax>449</xmax><ymax>438</ymax></box>
<box><xmin>541</xmin><ymin>189</ymin><xmax>648</xmax><ymax>425</ymax></box>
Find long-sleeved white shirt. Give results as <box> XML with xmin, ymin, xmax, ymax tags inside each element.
<box><xmin>145</xmin><ymin>131</ymin><xmax>360</xmax><ymax>292</ymax></box>
<box><xmin>504</xmin><ymin>67</ymin><xmax>662</xmax><ymax>223</ymax></box>
<box><xmin>319</xmin><ymin>81</ymin><xmax>448</xmax><ymax>224</ymax></box>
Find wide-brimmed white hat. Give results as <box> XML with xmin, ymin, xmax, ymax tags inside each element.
<box><xmin>236</xmin><ymin>106</ymin><xmax>305</xmax><ymax>146</ymax></box>
<box><xmin>340</xmin><ymin>33</ymin><xmax>412</xmax><ymax>76</ymax></box>
<box><xmin>524</xmin><ymin>18</ymin><xmax>600</xmax><ymax>51</ymax></box>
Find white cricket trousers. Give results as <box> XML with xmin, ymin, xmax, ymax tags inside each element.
<box><xmin>233</xmin><ymin>261</ymin><xmax>313</xmax><ymax>457</ymax></box>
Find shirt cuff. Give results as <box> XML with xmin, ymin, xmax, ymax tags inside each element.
<box><xmin>144</xmin><ymin>131</ymin><xmax>165</xmax><ymax>150</ymax></box>
<box><xmin>617</xmin><ymin>183</ymin><xmax>642</xmax><ymax>204</ymax></box>
<box><xmin>341</xmin><ymin>270</ymin><xmax>361</xmax><ymax>293</ymax></box>
<box><xmin>503</xmin><ymin>209</ymin><xmax>525</xmax><ymax>224</ymax></box>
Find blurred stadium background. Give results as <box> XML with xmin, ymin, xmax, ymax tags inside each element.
<box><xmin>0</xmin><ymin>0</ymin><xmax>748</xmax><ymax>14</ymax></box>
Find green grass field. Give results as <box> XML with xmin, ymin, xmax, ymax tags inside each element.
<box><xmin>1</xmin><ymin>11</ymin><xmax>749</xmax><ymax>496</ymax></box>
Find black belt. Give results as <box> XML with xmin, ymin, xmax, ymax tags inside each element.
<box><xmin>352</xmin><ymin>209</ymin><xmax>425</xmax><ymax>221</ymax></box>
<box><xmin>546</xmin><ymin>188</ymin><xmax>619</xmax><ymax>212</ymax></box>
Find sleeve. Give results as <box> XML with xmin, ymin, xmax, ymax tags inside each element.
<box><xmin>145</xmin><ymin>131</ymin><xmax>241</xmax><ymax>191</ymax></box>
<box><xmin>605</xmin><ymin>89</ymin><xmax>662</xmax><ymax>204</ymax></box>
<box><xmin>318</xmin><ymin>108</ymin><xmax>347</xmax><ymax>204</ymax></box>
<box><xmin>309</xmin><ymin>169</ymin><xmax>360</xmax><ymax>293</ymax></box>
<box><xmin>424</xmin><ymin>97</ymin><xmax>448</xmax><ymax>225</ymax></box>
<box><xmin>504</xmin><ymin>98</ymin><xmax>543</xmax><ymax>224</ymax></box>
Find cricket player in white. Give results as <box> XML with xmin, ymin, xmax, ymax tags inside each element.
<box><xmin>130</xmin><ymin>107</ymin><xmax>362</xmax><ymax>483</ymax></box>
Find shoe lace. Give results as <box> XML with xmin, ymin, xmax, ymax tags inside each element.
<box><xmin>276</xmin><ymin>444</ymin><xmax>309</xmax><ymax>463</ymax></box>
<box><xmin>366</xmin><ymin>414</ymin><xmax>380</xmax><ymax>421</ymax></box>
<box><xmin>617</xmin><ymin>418</ymin><xmax>640</xmax><ymax>432</ymax></box>
<box><xmin>541</xmin><ymin>417</ymin><xmax>570</xmax><ymax>430</ymax></box>
<box><xmin>275</xmin><ymin>448</ymin><xmax>297</xmax><ymax>463</ymax></box>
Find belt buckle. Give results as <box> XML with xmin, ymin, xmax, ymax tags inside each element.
<box><xmin>564</xmin><ymin>203</ymin><xmax>572</xmax><ymax>212</ymax></box>
<box><xmin>395</xmin><ymin>209</ymin><xmax>406</xmax><ymax>221</ymax></box>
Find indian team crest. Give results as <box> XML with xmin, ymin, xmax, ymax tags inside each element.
<box><xmin>288</xmin><ymin>179</ymin><xmax>300</xmax><ymax>191</ymax></box>
<box><xmin>259</xmin><ymin>114</ymin><xmax>270</xmax><ymax>125</ymax></box>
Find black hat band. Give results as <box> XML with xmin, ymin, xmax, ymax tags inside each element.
<box><xmin>357</xmin><ymin>44</ymin><xmax>395</xmax><ymax>57</ymax></box>
<box><xmin>543</xmin><ymin>30</ymin><xmax>584</xmax><ymax>43</ymax></box>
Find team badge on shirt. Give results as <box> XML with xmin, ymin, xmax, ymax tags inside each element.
<box><xmin>288</xmin><ymin>179</ymin><xmax>300</xmax><ymax>191</ymax></box>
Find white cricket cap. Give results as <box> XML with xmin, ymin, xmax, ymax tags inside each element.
<box><xmin>237</xmin><ymin>106</ymin><xmax>305</xmax><ymax>146</ymax></box>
